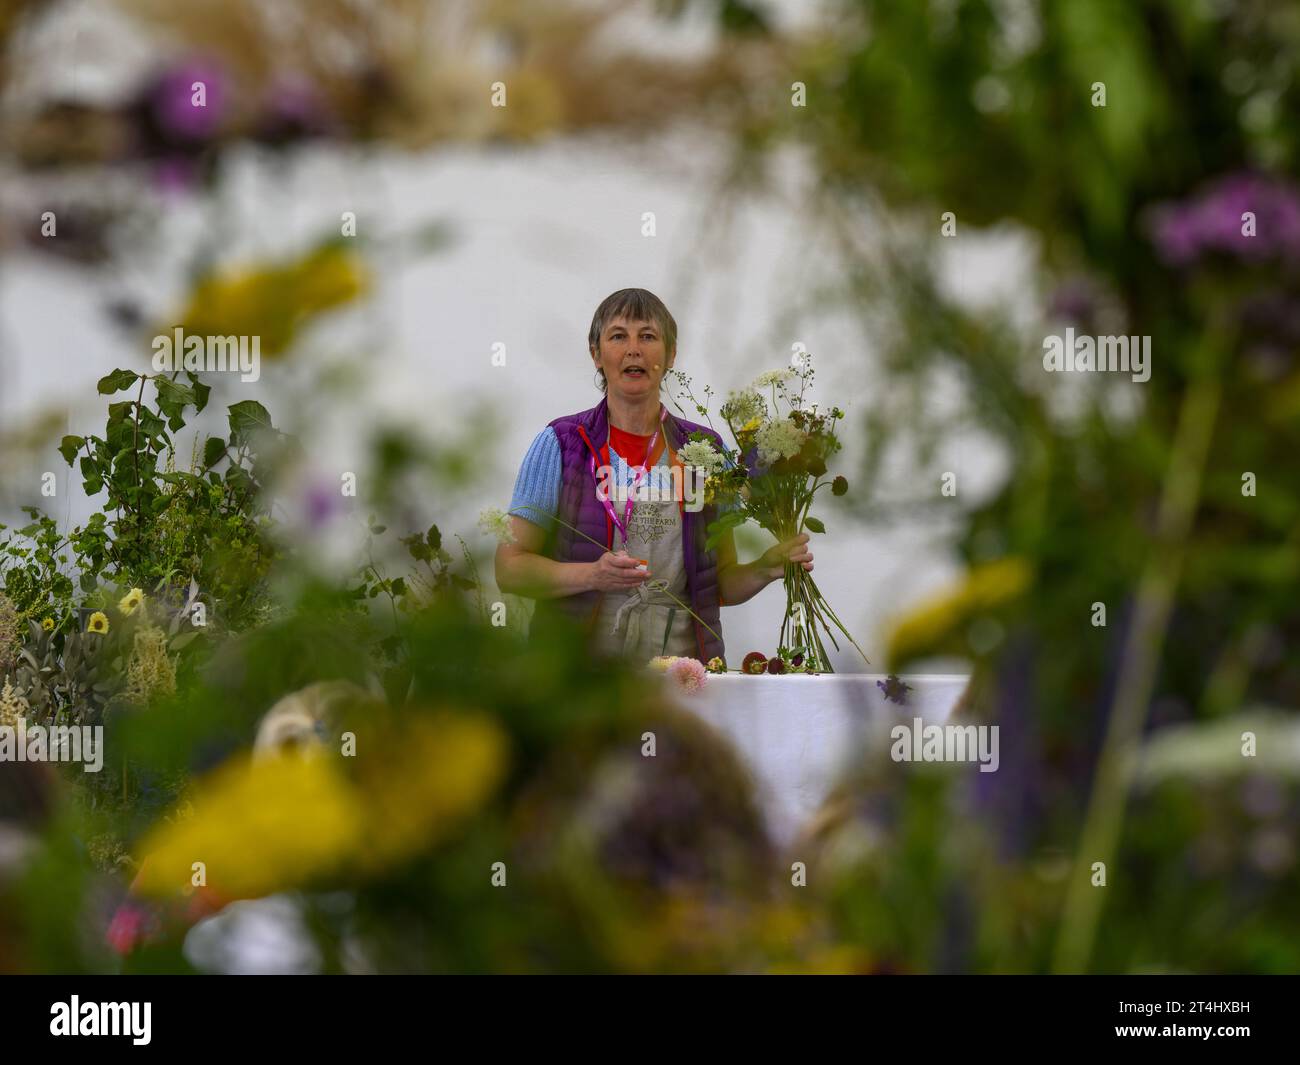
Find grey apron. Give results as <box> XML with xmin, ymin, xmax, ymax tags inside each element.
<box><xmin>591</xmin><ymin>446</ymin><xmax>696</xmax><ymax>660</ymax></box>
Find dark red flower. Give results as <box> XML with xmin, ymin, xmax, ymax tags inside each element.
<box><xmin>742</xmin><ymin>651</ymin><xmax>767</xmax><ymax>675</ymax></box>
<box><xmin>766</xmin><ymin>656</ymin><xmax>786</xmax><ymax>674</ymax></box>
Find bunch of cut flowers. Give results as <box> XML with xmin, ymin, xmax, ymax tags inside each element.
<box><xmin>668</xmin><ymin>356</ymin><xmax>869</xmax><ymax>673</ymax></box>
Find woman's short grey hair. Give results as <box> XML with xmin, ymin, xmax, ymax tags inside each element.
<box><xmin>588</xmin><ymin>289</ymin><xmax>678</xmax><ymax>392</ymax></box>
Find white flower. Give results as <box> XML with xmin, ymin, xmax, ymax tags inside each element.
<box><xmin>751</xmin><ymin>369</ymin><xmax>795</xmax><ymax>389</ymax></box>
<box><xmin>678</xmin><ymin>439</ymin><xmax>724</xmax><ymax>476</ymax></box>
<box><xmin>755</xmin><ymin>417</ymin><xmax>808</xmax><ymax>465</ymax></box>
<box><xmin>477</xmin><ymin>507</ymin><xmax>516</xmax><ymax>544</ymax></box>
<box><xmin>720</xmin><ymin>388</ymin><xmax>766</xmax><ymax>428</ymax></box>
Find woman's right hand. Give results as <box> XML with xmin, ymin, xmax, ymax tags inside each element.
<box><xmin>588</xmin><ymin>550</ymin><xmax>651</xmax><ymax>592</ymax></box>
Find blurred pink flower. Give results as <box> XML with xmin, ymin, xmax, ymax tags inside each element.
<box><xmin>667</xmin><ymin>656</ymin><xmax>707</xmax><ymax>695</ymax></box>
<box><xmin>105</xmin><ymin>899</ymin><xmax>159</xmax><ymax>956</ymax></box>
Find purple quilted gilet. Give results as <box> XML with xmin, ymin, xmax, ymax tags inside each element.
<box><xmin>537</xmin><ymin>397</ymin><xmax>726</xmax><ymax>664</ymax></box>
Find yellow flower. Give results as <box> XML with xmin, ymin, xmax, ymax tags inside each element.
<box><xmin>885</xmin><ymin>558</ymin><xmax>1032</xmax><ymax>667</ymax></box>
<box><xmin>740</xmin><ymin>416</ymin><xmax>762</xmax><ymax>434</ymax></box>
<box><xmin>86</xmin><ymin>611</ymin><xmax>110</xmax><ymax>635</ymax></box>
<box><xmin>118</xmin><ymin>587</ymin><xmax>145</xmax><ymax>616</ymax></box>
<box><xmin>352</xmin><ymin>712</ymin><xmax>508</xmax><ymax>873</ymax></box>
<box><xmin>133</xmin><ymin>754</ymin><xmax>363</xmax><ymax>900</ymax></box>
<box><xmin>132</xmin><ymin>710</ymin><xmax>508</xmax><ymax>899</ymax></box>
<box><xmin>41</xmin><ymin>617</ymin><xmax>54</xmax><ymax>631</ymax></box>
<box><xmin>174</xmin><ymin>243</ymin><xmax>368</xmax><ymax>358</ymax></box>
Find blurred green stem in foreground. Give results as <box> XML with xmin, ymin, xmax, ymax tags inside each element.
<box><xmin>1054</xmin><ymin>318</ymin><xmax>1230</xmax><ymax>974</ymax></box>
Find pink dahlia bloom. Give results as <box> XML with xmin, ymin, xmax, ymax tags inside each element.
<box><xmin>667</xmin><ymin>656</ymin><xmax>707</xmax><ymax>695</ymax></box>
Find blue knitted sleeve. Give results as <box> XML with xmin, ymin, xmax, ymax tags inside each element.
<box><xmin>509</xmin><ymin>427</ymin><xmax>561</xmax><ymax>531</ymax></box>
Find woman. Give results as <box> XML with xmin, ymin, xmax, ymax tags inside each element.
<box><xmin>495</xmin><ymin>288</ymin><xmax>813</xmax><ymax>664</ymax></box>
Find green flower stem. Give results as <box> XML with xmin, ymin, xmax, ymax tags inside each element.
<box><xmin>1051</xmin><ymin>361</ymin><xmax>1225</xmax><ymax>974</ymax></box>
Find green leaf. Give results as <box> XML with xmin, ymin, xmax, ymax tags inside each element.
<box><xmin>187</xmin><ymin>372</ymin><xmax>211</xmax><ymax>413</ymax></box>
<box><xmin>79</xmin><ymin>456</ymin><xmax>103</xmax><ymax>495</ymax></box>
<box><xmin>227</xmin><ymin>400</ymin><xmax>274</xmax><ymax>444</ymax></box>
<box><xmin>203</xmin><ymin>436</ymin><xmax>227</xmax><ymax>469</ymax></box>
<box><xmin>96</xmin><ymin>368</ymin><xmax>140</xmax><ymax>395</ymax></box>
<box><xmin>58</xmin><ymin>435</ymin><xmax>85</xmax><ymax>465</ymax></box>
<box><xmin>804</xmin><ymin>516</ymin><xmax>826</xmax><ymax>533</ymax></box>
<box><xmin>154</xmin><ymin>375</ymin><xmax>196</xmax><ymax>432</ymax></box>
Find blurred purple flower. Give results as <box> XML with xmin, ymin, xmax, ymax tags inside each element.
<box><xmin>1240</xmin><ymin>289</ymin><xmax>1300</xmax><ymax>378</ymax></box>
<box><xmin>1046</xmin><ymin>276</ymin><xmax>1100</xmax><ymax>327</ymax></box>
<box><xmin>1147</xmin><ymin>171</ymin><xmax>1300</xmax><ymax>268</ymax></box>
<box><xmin>305</xmin><ymin>481</ymin><xmax>342</xmax><ymax>528</ymax></box>
<box><xmin>147</xmin><ymin>58</ymin><xmax>227</xmax><ymax>144</ymax></box>
<box><xmin>255</xmin><ymin>75</ymin><xmax>335</xmax><ymax>146</ymax></box>
<box><xmin>151</xmin><ymin>156</ymin><xmax>201</xmax><ymax>194</ymax></box>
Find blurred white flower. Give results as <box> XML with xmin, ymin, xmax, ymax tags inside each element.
<box><xmin>751</xmin><ymin>369</ymin><xmax>795</xmax><ymax>389</ymax></box>
<box><xmin>477</xmin><ymin>507</ymin><xmax>516</xmax><ymax>544</ymax></box>
<box><xmin>720</xmin><ymin>388</ymin><xmax>765</xmax><ymax>427</ymax></box>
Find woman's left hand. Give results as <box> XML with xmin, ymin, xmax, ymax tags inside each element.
<box><xmin>760</xmin><ymin>533</ymin><xmax>814</xmax><ymax>580</ymax></box>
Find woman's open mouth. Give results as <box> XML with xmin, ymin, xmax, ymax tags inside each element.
<box><xmin>622</xmin><ymin>366</ymin><xmax>648</xmax><ymax>378</ymax></box>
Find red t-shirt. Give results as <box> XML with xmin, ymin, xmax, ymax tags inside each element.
<box><xmin>604</xmin><ymin>425</ymin><xmax>655</xmax><ymax>468</ymax></box>
<box><xmin>600</xmin><ymin>425</ymin><xmax>684</xmax><ymax>521</ymax></box>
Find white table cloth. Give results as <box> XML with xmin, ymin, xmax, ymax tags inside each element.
<box><xmin>663</xmin><ymin>673</ymin><xmax>971</xmax><ymax>848</ymax></box>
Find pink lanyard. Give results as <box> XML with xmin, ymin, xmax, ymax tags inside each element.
<box><xmin>591</xmin><ymin>407</ymin><xmax>667</xmax><ymax>547</ymax></box>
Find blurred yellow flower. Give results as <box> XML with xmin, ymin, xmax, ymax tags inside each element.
<box><xmin>133</xmin><ymin>754</ymin><xmax>363</xmax><ymax>900</ymax></box>
<box><xmin>173</xmin><ymin>243</ymin><xmax>368</xmax><ymax>358</ymax></box>
<box><xmin>132</xmin><ymin>709</ymin><xmax>508</xmax><ymax>899</ymax></box>
<box><xmin>885</xmin><ymin>557</ymin><xmax>1032</xmax><ymax>667</ymax></box>
<box><xmin>41</xmin><ymin>617</ymin><xmax>54</xmax><ymax>631</ymax></box>
<box><xmin>118</xmin><ymin>587</ymin><xmax>145</xmax><ymax>616</ymax></box>
<box><xmin>86</xmin><ymin>611</ymin><xmax>109</xmax><ymax>635</ymax></box>
<box><xmin>352</xmin><ymin>712</ymin><xmax>508</xmax><ymax>873</ymax></box>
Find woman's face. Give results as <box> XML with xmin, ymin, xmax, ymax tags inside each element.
<box><xmin>592</xmin><ymin>315</ymin><xmax>674</xmax><ymax>400</ymax></box>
